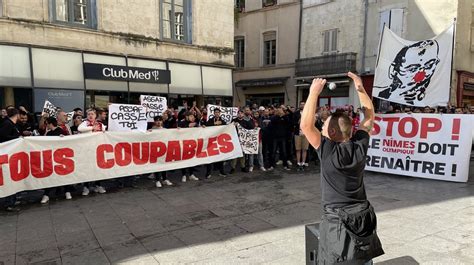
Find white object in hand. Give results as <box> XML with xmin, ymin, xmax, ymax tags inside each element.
<box><xmin>328</xmin><ymin>82</ymin><xmax>336</xmax><ymax>90</ymax></box>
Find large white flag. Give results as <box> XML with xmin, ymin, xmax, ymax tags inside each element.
<box><xmin>373</xmin><ymin>24</ymin><xmax>454</xmax><ymax>107</ymax></box>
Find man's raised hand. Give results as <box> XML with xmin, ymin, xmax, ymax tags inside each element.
<box><xmin>310</xmin><ymin>78</ymin><xmax>327</xmax><ymax>95</ymax></box>
<box><xmin>348</xmin><ymin>72</ymin><xmax>364</xmax><ymax>92</ymax></box>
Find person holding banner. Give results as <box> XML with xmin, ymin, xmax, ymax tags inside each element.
<box><xmin>78</xmin><ymin>109</ymin><xmax>107</xmax><ymax>195</ymax></box>
<box><xmin>300</xmin><ymin>72</ymin><xmax>384</xmax><ymax>264</ymax></box>
<box><xmin>205</xmin><ymin>108</ymin><xmax>228</xmax><ymax>178</ymax></box>
<box><xmin>147</xmin><ymin>116</ymin><xmax>174</xmax><ymax>188</ymax></box>
<box><xmin>178</xmin><ymin>112</ymin><xmax>201</xmax><ymax>182</ymax></box>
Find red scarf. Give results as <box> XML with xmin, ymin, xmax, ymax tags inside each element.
<box><xmin>87</xmin><ymin>120</ymin><xmax>103</xmax><ymax>132</ymax></box>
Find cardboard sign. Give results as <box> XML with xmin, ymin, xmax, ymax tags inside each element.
<box><xmin>108</xmin><ymin>104</ymin><xmax>148</xmax><ymax>132</ymax></box>
<box><xmin>140</xmin><ymin>95</ymin><xmax>167</xmax><ymax>122</ymax></box>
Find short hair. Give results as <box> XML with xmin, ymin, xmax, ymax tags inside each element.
<box><xmin>72</xmin><ymin>114</ymin><xmax>83</xmax><ymax>120</ymax></box>
<box><xmin>213</xmin><ymin>108</ymin><xmax>221</xmax><ymax>113</ymax></box>
<box><xmin>329</xmin><ymin>112</ymin><xmax>352</xmax><ymax>139</ymax></box>
<box><xmin>73</xmin><ymin>108</ymin><xmax>83</xmax><ymax>112</ymax></box>
<box><xmin>19</xmin><ymin>110</ymin><xmax>27</xmax><ymax>116</ymax></box>
<box><xmin>7</xmin><ymin>108</ymin><xmax>19</xmax><ymax>118</ymax></box>
<box><xmin>153</xmin><ymin>116</ymin><xmax>163</xmax><ymax>122</ymax></box>
<box><xmin>96</xmin><ymin>108</ymin><xmax>106</xmax><ymax>114</ymax></box>
<box><xmin>45</xmin><ymin>117</ymin><xmax>58</xmax><ymax>126</ymax></box>
<box><xmin>86</xmin><ymin>108</ymin><xmax>96</xmax><ymax>114</ymax></box>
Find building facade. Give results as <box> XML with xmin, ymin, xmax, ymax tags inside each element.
<box><xmin>233</xmin><ymin>0</ymin><xmax>300</xmax><ymax>107</ymax></box>
<box><xmin>0</xmin><ymin>0</ymin><xmax>235</xmax><ymax>113</ymax></box>
<box><xmin>299</xmin><ymin>0</ymin><xmax>473</xmax><ymax>110</ymax></box>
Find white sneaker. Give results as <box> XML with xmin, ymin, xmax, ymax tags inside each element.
<box><xmin>189</xmin><ymin>174</ymin><xmax>199</xmax><ymax>181</ymax></box>
<box><xmin>268</xmin><ymin>166</ymin><xmax>274</xmax><ymax>171</ymax></box>
<box><xmin>147</xmin><ymin>173</ymin><xmax>155</xmax><ymax>180</ymax></box>
<box><xmin>96</xmin><ymin>186</ymin><xmax>106</xmax><ymax>194</ymax></box>
<box><xmin>284</xmin><ymin>166</ymin><xmax>291</xmax><ymax>171</ymax></box>
<box><xmin>41</xmin><ymin>195</ymin><xmax>49</xmax><ymax>204</ymax></box>
<box><xmin>156</xmin><ymin>181</ymin><xmax>162</xmax><ymax>188</ymax></box>
<box><xmin>260</xmin><ymin>167</ymin><xmax>267</xmax><ymax>172</ymax></box>
<box><xmin>287</xmin><ymin>160</ymin><xmax>293</xmax><ymax>166</ymax></box>
<box><xmin>304</xmin><ymin>163</ymin><xmax>309</xmax><ymax>167</ymax></box>
<box><xmin>163</xmin><ymin>180</ymin><xmax>173</xmax><ymax>186</ymax></box>
<box><xmin>249</xmin><ymin>167</ymin><xmax>253</xmax><ymax>172</ymax></box>
<box><xmin>276</xmin><ymin>160</ymin><xmax>283</xmax><ymax>165</ymax></box>
<box><xmin>65</xmin><ymin>192</ymin><xmax>72</xmax><ymax>200</ymax></box>
<box><xmin>181</xmin><ymin>176</ymin><xmax>187</xmax><ymax>182</ymax></box>
<box><xmin>82</xmin><ymin>187</ymin><xmax>90</xmax><ymax>196</ymax></box>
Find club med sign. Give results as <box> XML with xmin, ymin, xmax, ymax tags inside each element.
<box><xmin>84</xmin><ymin>63</ymin><xmax>171</xmax><ymax>84</ymax></box>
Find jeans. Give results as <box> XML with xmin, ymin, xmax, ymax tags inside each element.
<box><xmin>271</xmin><ymin>138</ymin><xmax>288</xmax><ymax>167</ymax></box>
<box><xmin>181</xmin><ymin>167</ymin><xmax>195</xmax><ymax>176</ymax></box>
<box><xmin>256</xmin><ymin>142</ymin><xmax>264</xmax><ymax>168</ymax></box>
<box><xmin>231</xmin><ymin>155</ymin><xmax>253</xmax><ymax>169</ymax></box>
<box><xmin>206</xmin><ymin>161</ymin><xmax>225</xmax><ymax>175</ymax></box>
<box><xmin>262</xmin><ymin>136</ymin><xmax>273</xmax><ymax>168</ymax></box>
<box><xmin>154</xmin><ymin>171</ymin><xmax>168</xmax><ymax>181</ymax></box>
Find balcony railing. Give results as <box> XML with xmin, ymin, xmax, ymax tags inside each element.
<box><xmin>295</xmin><ymin>52</ymin><xmax>357</xmax><ymax>77</ymax></box>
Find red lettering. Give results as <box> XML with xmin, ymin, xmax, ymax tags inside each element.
<box><xmin>182</xmin><ymin>140</ymin><xmax>197</xmax><ymax>160</ymax></box>
<box><xmin>207</xmin><ymin>137</ymin><xmax>219</xmax><ymax>156</ymax></box>
<box><xmin>166</xmin><ymin>141</ymin><xmax>181</xmax><ymax>162</ymax></box>
<box><xmin>150</xmin><ymin>142</ymin><xmax>166</xmax><ymax>163</ymax></box>
<box><xmin>54</xmin><ymin>148</ymin><xmax>74</xmax><ymax>175</ymax></box>
<box><xmin>30</xmin><ymin>150</ymin><xmax>53</xmax><ymax>179</ymax></box>
<box><xmin>0</xmin><ymin>155</ymin><xmax>7</xmax><ymax>186</ymax></box>
<box><xmin>398</xmin><ymin>117</ymin><xmax>419</xmax><ymax>138</ymax></box>
<box><xmin>382</xmin><ymin>117</ymin><xmax>400</xmax><ymax>137</ymax></box>
<box><xmin>196</xmin><ymin>138</ymin><xmax>207</xmax><ymax>158</ymax></box>
<box><xmin>217</xmin><ymin>134</ymin><xmax>234</xmax><ymax>153</ymax></box>
<box><xmin>132</xmin><ymin>142</ymin><xmax>149</xmax><ymax>165</ymax></box>
<box><xmin>9</xmin><ymin>152</ymin><xmax>29</xmax><ymax>182</ymax></box>
<box><xmin>372</xmin><ymin>116</ymin><xmax>382</xmax><ymax>135</ymax></box>
<box><xmin>421</xmin><ymin>118</ymin><xmax>442</xmax><ymax>139</ymax></box>
<box><xmin>115</xmin><ymin>143</ymin><xmax>132</xmax><ymax>167</ymax></box>
<box><xmin>97</xmin><ymin>144</ymin><xmax>114</xmax><ymax>169</ymax></box>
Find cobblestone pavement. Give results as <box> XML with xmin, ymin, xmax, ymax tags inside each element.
<box><xmin>0</xmin><ymin>159</ymin><xmax>473</xmax><ymax>264</ymax></box>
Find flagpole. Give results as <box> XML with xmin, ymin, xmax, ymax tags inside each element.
<box><xmin>375</xmin><ymin>25</ymin><xmax>386</xmax><ymax>68</ymax></box>
<box><xmin>449</xmin><ymin>18</ymin><xmax>456</xmax><ymax>107</ymax></box>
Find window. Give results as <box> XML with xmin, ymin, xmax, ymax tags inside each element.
<box><xmin>52</xmin><ymin>0</ymin><xmax>96</xmax><ymax>28</ymax></box>
<box><xmin>380</xmin><ymin>9</ymin><xmax>404</xmax><ymax>36</ymax></box>
<box><xmin>235</xmin><ymin>0</ymin><xmax>245</xmax><ymax>11</ymax></box>
<box><xmin>323</xmin><ymin>29</ymin><xmax>338</xmax><ymax>54</ymax></box>
<box><xmin>263</xmin><ymin>31</ymin><xmax>276</xmax><ymax>66</ymax></box>
<box><xmin>235</xmin><ymin>37</ymin><xmax>245</xmax><ymax>68</ymax></box>
<box><xmin>161</xmin><ymin>0</ymin><xmax>192</xmax><ymax>43</ymax></box>
<box><xmin>262</xmin><ymin>0</ymin><xmax>277</xmax><ymax>7</ymax></box>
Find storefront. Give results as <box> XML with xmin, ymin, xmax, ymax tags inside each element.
<box><xmin>296</xmin><ymin>77</ymin><xmax>352</xmax><ymax>111</ymax></box>
<box><xmin>0</xmin><ymin>44</ymin><xmax>233</xmax><ymax>113</ymax></box>
<box><xmin>235</xmin><ymin>77</ymin><xmax>289</xmax><ymax>107</ymax></box>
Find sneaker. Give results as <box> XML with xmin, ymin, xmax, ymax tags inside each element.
<box><xmin>40</xmin><ymin>195</ymin><xmax>49</xmax><ymax>204</ymax></box>
<box><xmin>304</xmin><ymin>163</ymin><xmax>309</xmax><ymax>167</ymax></box>
<box><xmin>229</xmin><ymin>168</ymin><xmax>235</xmax><ymax>174</ymax></box>
<box><xmin>163</xmin><ymin>180</ymin><xmax>173</xmax><ymax>186</ymax></box>
<box><xmin>206</xmin><ymin>174</ymin><xmax>212</xmax><ymax>179</ymax></box>
<box><xmin>249</xmin><ymin>166</ymin><xmax>253</xmax><ymax>172</ymax></box>
<box><xmin>284</xmin><ymin>166</ymin><xmax>291</xmax><ymax>171</ymax></box>
<box><xmin>260</xmin><ymin>167</ymin><xmax>267</xmax><ymax>172</ymax></box>
<box><xmin>5</xmin><ymin>206</ymin><xmax>20</xmax><ymax>212</ymax></box>
<box><xmin>156</xmin><ymin>181</ymin><xmax>162</xmax><ymax>188</ymax></box>
<box><xmin>268</xmin><ymin>166</ymin><xmax>274</xmax><ymax>171</ymax></box>
<box><xmin>82</xmin><ymin>187</ymin><xmax>90</xmax><ymax>196</ymax></box>
<box><xmin>181</xmin><ymin>176</ymin><xmax>187</xmax><ymax>182</ymax></box>
<box><xmin>65</xmin><ymin>192</ymin><xmax>72</xmax><ymax>200</ymax></box>
<box><xmin>147</xmin><ymin>173</ymin><xmax>155</xmax><ymax>180</ymax></box>
<box><xmin>287</xmin><ymin>160</ymin><xmax>293</xmax><ymax>166</ymax></box>
<box><xmin>276</xmin><ymin>160</ymin><xmax>283</xmax><ymax>165</ymax></box>
<box><xmin>189</xmin><ymin>174</ymin><xmax>199</xmax><ymax>181</ymax></box>
<box><xmin>96</xmin><ymin>186</ymin><xmax>106</xmax><ymax>194</ymax></box>
<box><xmin>219</xmin><ymin>172</ymin><xmax>227</xmax><ymax>177</ymax></box>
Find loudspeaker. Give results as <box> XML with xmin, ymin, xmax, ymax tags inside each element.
<box><xmin>305</xmin><ymin>222</ymin><xmax>321</xmax><ymax>265</ymax></box>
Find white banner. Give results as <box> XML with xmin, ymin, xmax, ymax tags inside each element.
<box><xmin>207</xmin><ymin>104</ymin><xmax>238</xmax><ymax>124</ymax></box>
<box><xmin>366</xmin><ymin>113</ymin><xmax>474</xmax><ymax>182</ymax></box>
<box><xmin>0</xmin><ymin>125</ymin><xmax>243</xmax><ymax>197</ymax></box>
<box><xmin>140</xmin><ymin>95</ymin><xmax>167</xmax><ymax>122</ymax></box>
<box><xmin>236</xmin><ymin>124</ymin><xmax>260</xmax><ymax>154</ymax></box>
<box><xmin>373</xmin><ymin>24</ymin><xmax>454</xmax><ymax>107</ymax></box>
<box><xmin>42</xmin><ymin>100</ymin><xmax>59</xmax><ymax>118</ymax></box>
<box><xmin>108</xmin><ymin>104</ymin><xmax>148</xmax><ymax>132</ymax></box>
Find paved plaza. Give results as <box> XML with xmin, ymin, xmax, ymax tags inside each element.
<box><xmin>0</xmin><ymin>159</ymin><xmax>473</xmax><ymax>265</ymax></box>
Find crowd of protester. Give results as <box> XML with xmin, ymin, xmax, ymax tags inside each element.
<box><xmin>0</xmin><ymin>101</ymin><xmax>473</xmax><ymax>211</ymax></box>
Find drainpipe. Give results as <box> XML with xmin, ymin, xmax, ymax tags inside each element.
<box><xmin>297</xmin><ymin>0</ymin><xmax>303</xmax><ymax>103</ymax></box>
<box><xmin>361</xmin><ymin>0</ymin><xmax>369</xmax><ymax>74</ymax></box>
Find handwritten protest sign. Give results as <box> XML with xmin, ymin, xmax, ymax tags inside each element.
<box><xmin>108</xmin><ymin>104</ymin><xmax>148</xmax><ymax>132</ymax></box>
<box><xmin>207</xmin><ymin>104</ymin><xmax>238</xmax><ymax>124</ymax></box>
<box><xmin>42</xmin><ymin>100</ymin><xmax>59</xmax><ymax>118</ymax></box>
<box><xmin>236</xmin><ymin>124</ymin><xmax>260</xmax><ymax>154</ymax></box>
<box><xmin>140</xmin><ymin>95</ymin><xmax>167</xmax><ymax>122</ymax></box>
<box><xmin>66</xmin><ymin>112</ymin><xmax>74</xmax><ymax>122</ymax></box>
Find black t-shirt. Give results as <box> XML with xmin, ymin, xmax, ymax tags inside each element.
<box><xmin>316</xmin><ymin>130</ymin><xmax>370</xmax><ymax>207</ymax></box>
<box><xmin>46</xmin><ymin>127</ymin><xmax>64</xmax><ymax>136</ymax></box>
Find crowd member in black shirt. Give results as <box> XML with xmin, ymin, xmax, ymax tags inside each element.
<box><xmin>268</xmin><ymin>107</ymin><xmax>291</xmax><ymax>170</ymax></box>
<box><xmin>230</xmin><ymin>108</ymin><xmax>256</xmax><ymax>173</ymax></box>
<box><xmin>16</xmin><ymin>110</ymin><xmax>34</xmax><ymax>137</ymax></box>
<box><xmin>205</xmin><ymin>108</ymin><xmax>228</xmax><ymax>178</ymax></box>
<box><xmin>300</xmin><ymin>73</ymin><xmax>383</xmax><ymax>264</ymax></box>
<box><xmin>163</xmin><ymin>110</ymin><xmax>177</xmax><ymax>129</ymax></box>
<box><xmin>0</xmin><ymin>108</ymin><xmax>21</xmax><ymax>211</ymax></box>
<box><xmin>259</xmin><ymin>109</ymin><xmax>273</xmax><ymax>170</ymax></box>
<box><xmin>178</xmin><ymin>112</ymin><xmax>200</xmax><ymax>182</ymax></box>
<box><xmin>70</xmin><ymin>114</ymin><xmax>83</xmax><ymax>135</ymax></box>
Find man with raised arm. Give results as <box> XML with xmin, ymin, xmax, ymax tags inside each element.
<box><xmin>300</xmin><ymin>72</ymin><xmax>384</xmax><ymax>265</ymax></box>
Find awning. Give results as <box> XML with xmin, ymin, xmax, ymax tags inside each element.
<box><xmin>235</xmin><ymin>77</ymin><xmax>289</xmax><ymax>87</ymax></box>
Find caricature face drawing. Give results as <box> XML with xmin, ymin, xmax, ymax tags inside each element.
<box><xmin>377</xmin><ymin>40</ymin><xmax>440</xmax><ymax>105</ymax></box>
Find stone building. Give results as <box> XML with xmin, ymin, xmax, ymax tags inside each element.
<box><xmin>0</xmin><ymin>0</ymin><xmax>235</xmax><ymax>113</ymax></box>
<box><xmin>233</xmin><ymin>0</ymin><xmax>300</xmax><ymax>107</ymax></box>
